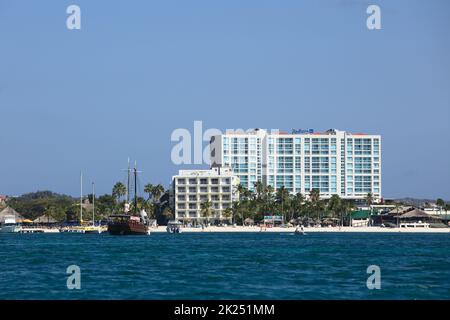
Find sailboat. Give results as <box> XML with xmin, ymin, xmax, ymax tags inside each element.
<box><xmin>107</xmin><ymin>161</ymin><xmax>150</xmax><ymax>235</ymax></box>
<box><xmin>60</xmin><ymin>172</ymin><xmax>101</xmax><ymax>234</ymax></box>
<box><xmin>82</xmin><ymin>182</ymin><xmax>102</xmax><ymax>234</ymax></box>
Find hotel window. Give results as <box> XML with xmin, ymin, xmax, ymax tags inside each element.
<box><xmin>200</xmin><ymin>187</ymin><xmax>208</xmax><ymax>193</ymax></box>
<box><xmin>311</xmin><ymin>157</ymin><xmax>319</xmax><ymax>173</ymax></box>
<box><xmin>189</xmin><ymin>203</ymin><xmax>197</xmax><ymax>209</ymax></box>
<box><xmin>200</xmin><ymin>178</ymin><xmax>208</xmax><ymax>185</ymax></box>
<box><xmin>277</xmin><ymin>156</ymin><xmax>293</xmax><ymax>174</ymax></box>
<box><xmin>330</xmin><ymin>157</ymin><xmax>337</xmax><ymax>174</ymax></box>
<box><xmin>189</xmin><ymin>211</ymin><xmax>197</xmax><ymax>218</ymax></box>
<box><xmin>189</xmin><ymin>187</ymin><xmax>197</xmax><ymax>193</ymax></box>
<box><xmin>211</xmin><ymin>178</ymin><xmax>219</xmax><ymax>185</ymax></box>
<box><xmin>330</xmin><ymin>175</ymin><xmax>337</xmax><ymax>193</ymax></box>
<box><xmin>178</xmin><ymin>186</ymin><xmax>186</xmax><ymax>193</ymax></box>
<box><xmin>200</xmin><ymin>195</ymin><xmax>208</xmax><ymax>202</ymax></box>
<box><xmin>189</xmin><ymin>195</ymin><xmax>197</xmax><ymax>201</ymax></box>
<box><xmin>189</xmin><ymin>178</ymin><xmax>197</xmax><ymax>184</ymax></box>
<box><xmin>222</xmin><ymin>195</ymin><xmax>230</xmax><ymax>201</ymax></box>
<box><xmin>295</xmin><ymin>157</ymin><xmax>301</xmax><ymax>173</ymax></box>
<box><xmin>211</xmin><ymin>195</ymin><xmax>219</xmax><ymax>201</ymax></box>
<box><xmin>304</xmin><ymin>157</ymin><xmax>311</xmax><ymax>173</ymax></box>
<box><xmin>330</xmin><ymin>139</ymin><xmax>337</xmax><ymax>155</ymax></box>
<box><xmin>295</xmin><ymin>175</ymin><xmax>301</xmax><ymax>190</ymax></box>
<box><xmin>304</xmin><ymin>139</ymin><xmax>310</xmax><ymax>154</ymax></box>
<box><xmin>211</xmin><ymin>187</ymin><xmax>219</xmax><ymax>193</ymax></box>
<box><xmin>177</xmin><ymin>195</ymin><xmax>186</xmax><ymax>201</ymax></box>
<box><xmin>304</xmin><ymin>175</ymin><xmax>311</xmax><ymax>191</ymax></box>
<box><xmin>222</xmin><ymin>186</ymin><xmax>230</xmax><ymax>192</ymax></box>
<box><xmin>355</xmin><ymin>176</ymin><xmax>372</xmax><ymax>193</ymax></box>
<box><xmin>178</xmin><ymin>203</ymin><xmax>186</xmax><ymax>209</ymax></box>
<box><xmin>295</xmin><ymin>138</ymin><xmax>301</xmax><ymax>155</ymax></box>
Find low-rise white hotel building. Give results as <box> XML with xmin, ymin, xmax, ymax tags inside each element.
<box><xmin>171</xmin><ymin>167</ymin><xmax>240</xmax><ymax>222</ymax></box>
<box><xmin>210</xmin><ymin>129</ymin><xmax>382</xmax><ymax>200</ymax></box>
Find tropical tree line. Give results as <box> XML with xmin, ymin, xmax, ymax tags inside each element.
<box><xmin>199</xmin><ymin>182</ymin><xmax>363</xmax><ymax>226</ymax></box>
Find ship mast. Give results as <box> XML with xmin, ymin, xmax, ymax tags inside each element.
<box><xmin>92</xmin><ymin>182</ymin><xmax>95</xmax><ymax>226</ymax></box>
<box><xmin>134</xmin><ymin>161</ymin><xmax>138</xmax><ymax>215</ymax></box>
<box><xmin>80</xmin><ymin>171</ymin><xmax>83</xmax><ymax>223</ymax></box>
<box><xmin>126</xmin><ymin>157</ymin><xmax>130</xmax><ymax>204</ymax></box>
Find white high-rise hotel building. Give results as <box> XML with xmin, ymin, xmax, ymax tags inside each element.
<box><xmin>210</xmin><ymin>129</ymin><xmax>381</xmax><ymax>200</ymax></box>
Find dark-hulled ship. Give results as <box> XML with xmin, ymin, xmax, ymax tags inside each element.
<box><xmin>107</xmin><ymin>161</ymin><xmax>150</xmax><ymax>235</ymax></box>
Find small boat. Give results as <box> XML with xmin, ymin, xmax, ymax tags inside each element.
<box><xmin>0</xmin><ymin>215</ymin><xmax>20</xmax><ymax>233</ymax></box>
<box><xmin>166</xmin><ymin>221</ymin><xmax>182</xmax><ymax>234</ymax></box>
<box><xmin>294</xmin><ymin>225</ymin><xmax>306</xmax><ymax>235</ymax></box>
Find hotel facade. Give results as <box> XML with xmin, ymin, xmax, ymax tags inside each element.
<box><xmin>171</xmin><ymin>167</ymin><xmax>240</xmax><ymax>222</ymax></box>
<box><xmin>210</xmin><ymin>129</ymin><xmax>382</xmax><ymax>201</ymax></box>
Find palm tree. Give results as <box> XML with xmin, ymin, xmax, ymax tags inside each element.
<box><xmin>237</xmin><ymin>184</ymin><xmax>246</xmax><ymax>202</ymax></box>
<box><xmin>144</xmin><ymin>183</ymin><xmax>154</xmax><ymax>202</ymax></box>
<box><xmin>291</xmin><ymin>192</ymin><xmax>304</xmax><ymax>220</ymax></box>
<box><xmin>200</xmin><ymin>201</ymin><xmax>212</xmax><ymax>226</ymax></box>
<box><xmin>263</xmin><ymin>185</ymin><xmax>275</xmax><ymax>217</ymax></box>
<box><xmin>222</xmin><ymin>207</ymin><xmax>233</xmax><ymax>224</ymax></box>
<box><xmin>276</xmin><ymin>187</ymin><xmax>290</xmax><ymax>223</ymax></box>
<box><xmin>232</xmin><ymin>201</ymin><xmax>241</xmax><ymax>226</ymax></box>
<box><xmin>340</xmin><ymin>200</ymin><xmax>355</xmax><ymax>226</ymax></box>
<box><xmin>254</xmin><ymin>181</ymin><xmax>264</xmax><ymax>200</ymax></box>
<box><xmin>327</xmin><ymin>194</ymin><xmax>342</xmax><ymax>221</ymax></box>
<box><xmin>112</xmin><ymin>182</ymin><xmax>126</xmax><ymax>204</ymax></box>
<box><xmin>162</xmin><ymin>207</ymin><xmax>173</xmax><ymax>222</ymax></box>
<box><xmin>309</xmin><ymin>189</ymin><xmax>321</xmax><ymax>221</ymax></box>
<box><xmin>365</xmin><ymin>192</ymin><xmax>374</xmax><ymax>226</ymax></box>
<box><xmin>152</xmin><ymin>184</ymin><xmax>165</xmax><ymax>204</ymax></box>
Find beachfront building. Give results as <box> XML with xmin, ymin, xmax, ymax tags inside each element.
<box><xmin>171</xmin><ymin>167</ymin><xmax>240</xmax><ymax>223</ymax></box>
<box><xmin>210</xmin><ymin>129</ymin><xmax>382</xmax><ymax>201</ymax></box>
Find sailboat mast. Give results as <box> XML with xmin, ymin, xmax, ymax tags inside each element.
<box><xmin>80</xmin><ymin>171</ymin><xmax>83</xmax><ymax>223</ymax></box>
<box><xmin>126</xmin><ymin>157</ymin><xmax>130</xmax><ymax>204</ymax></box>
<box><xmin>134</xmin><ymin>161</ymin><xmax>138</xmax><ymax>214</ymax></box>
<box><xmin>92</xmin><ymin>182</ymin><xmax>95</xmax><ymax>226</ymax></box>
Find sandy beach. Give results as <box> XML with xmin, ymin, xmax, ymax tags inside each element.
<box><xmin>149</xmin><ymin>225</ymin><xmax>450</xmax><ymax>233</ymax></box>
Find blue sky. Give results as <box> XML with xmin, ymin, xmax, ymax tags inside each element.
<box><xmin>0</xmin><ymin>0</ymin><xmax>449</xmax><ymax>199</ymax></box>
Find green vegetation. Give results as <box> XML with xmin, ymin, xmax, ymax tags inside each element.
<box><xmin>228</xmin><ymin>185</ymin><xmax>359</xmax><ymax>226</ymax></box>
<box><xmin>5</xmin><ymin>182</ymin><xmax>172</xmax><ymax>223</ymax></box>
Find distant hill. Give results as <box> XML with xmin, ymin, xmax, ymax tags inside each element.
<box><xmin>394</xmin><ymin>197</ymin><xmax>448</xmax><ymax>207</ymax></box>
<box><xmin>16</xmin><ymin>190</ymin><xmax>75</xmax><ymax>201</ymax></box>
<box><xmin>6</xmin><ymin>190</ymin><xmax>76</xmax><ymax>221</ymax></box>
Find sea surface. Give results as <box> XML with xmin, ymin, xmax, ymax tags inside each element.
<box><xmin>0</xmin><ymin>232</ymin><xmax>449</xmax><ymax>299</ymax></box>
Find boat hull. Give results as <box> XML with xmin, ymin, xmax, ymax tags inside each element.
<box><xmin>107</xmin><ymin>221</ymin><xmax>149</xmax><ymax>235</ymax></box>
<box><xmin>0</xmin><ymin>225</ymin><xmax>19</xmax><ymax>233</ymax></box>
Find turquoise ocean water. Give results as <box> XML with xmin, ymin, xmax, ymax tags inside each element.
<box><xmin>0</xmin><ymin>232</ymin><xmax>449</xmax><ymax>299</ymax></box>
